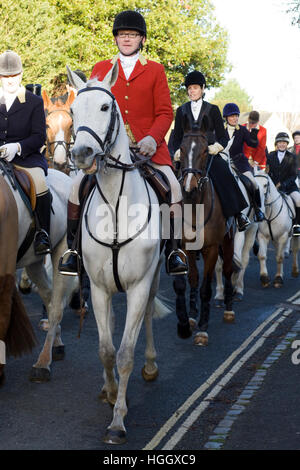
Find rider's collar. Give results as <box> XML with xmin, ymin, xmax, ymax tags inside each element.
<box><xmin>111</xmin><ymin>52</ymin><xmax>147</xmax><ymax>67</ymax></box>
<box><xmin>224</xmin><ymin>122</ymin><xmax>240</xmax><ymax>131</ymax></box>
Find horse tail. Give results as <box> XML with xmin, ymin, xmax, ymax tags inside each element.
<box><xmin>3</xmin><ymin>275</ymin><xmax>37</xmax><ymax>357</ymax></box>
<box><xmin>153</xmin><ymin>295</ymin><xmax>172</xmax><ymax>319</ymax></box>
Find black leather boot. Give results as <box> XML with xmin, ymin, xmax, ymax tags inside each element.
<box><xmin>236</xmin><ymin>212</ymin><xmax>251</xmax><ymax>232</ymax></box>
<box><xmin>165</xmin><ymin>216</ymin><xmax>188</xmax><ymax>276</ymax></box>
<box><xmin>34</xmin><ymin>191</ymin><xmax>52</xmax><ymax>255</ymax></box>
<box><xmin>253</xmin><ymin>188</ymin><xmax>265</xmax><ymax>222</ymax></box>
<box><xmin>58</xmin><ymin>201</ymin><xmax>81</xmax><ymax>276</ymax></box>
<box><xmin>292</xmin><ymin>207</ymin><xmax>300</xmax><ymax>237</ymax></box>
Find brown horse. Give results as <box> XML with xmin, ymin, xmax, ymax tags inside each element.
<box><xmin>42</xmin><ymin>90</ymin><xmax>75</xmax><ymax>174</ymax></box>
<box><xmin>173</xmin><ymin>117</ymin><xmax>235</xmax><ymax>346</ymax></box>
<box><xmin>0</xmin><ymin>174</ymin><xmax>36</xmax><ymax>385</ymax></box>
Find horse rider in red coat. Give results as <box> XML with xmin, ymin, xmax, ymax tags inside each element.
<box><xmin>59</xmin><ymin>10</ymin><xmax>188</xmax><ymax>276</ymax></box>
<box><xmin>243</xmin><ymin>110</ymin><xmax>267</xmax><ymax>171</ymax></box>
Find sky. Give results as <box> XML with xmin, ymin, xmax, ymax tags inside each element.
<box><xmin>206</xmin><ymin>0</ymin><xmax>300</xmax><ymax>112</ymax></box>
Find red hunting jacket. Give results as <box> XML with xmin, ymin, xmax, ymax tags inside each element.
<box><xmin>90</xmin><ymin>54</ymin><xmax>173</xmax><ymax>166</ymax></box>
<box><xmin>243</xmin><ymin>123</ymin><xmax>267</xmax><ymax>170</ymax></box>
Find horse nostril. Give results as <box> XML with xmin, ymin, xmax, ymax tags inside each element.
<box><xmin>86</xmin><ymin>147</ymin><xmax>94</xmax><ymax>157</ymax></box>
<box><xmin>72</xmin><ymin>145</ymin><xmax>94</xmax><ymax>160</ymax></box>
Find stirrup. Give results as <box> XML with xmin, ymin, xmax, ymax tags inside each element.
<box><xmin>166</xmin><ymin>248</ymin><xmax>188</xmax><ymax>276</ymax></box>
<box><xmin>292</xmin><ymin>224</ymin><xmax>300</xmax><ymax>237</ymax></box>
<box><xmin>34</xmin><ymin>229</ymin><xmax>52</xmax><ymax>255</ymax></box>
<box><xmin>58</xmin><ymin>249</ymin><xmax>81</xmax><ymax>276</ymax></box>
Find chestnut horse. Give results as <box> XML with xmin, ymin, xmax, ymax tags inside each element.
<box><xmin>43</xmin><ymin>90</ymin><xmax>76</xmax><ymax>175</ymax></box>
<box><xmin>0</xmin><ymin>174</ymin><xmax>36</xmax><ymax>385</ymax></box>
<box><xmin>173</xmin><ymin>117</ymin><xmax>235</xmax><ymax>346</ymax></box>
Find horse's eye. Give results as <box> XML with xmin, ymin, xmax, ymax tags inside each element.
<box><xmin>101</xmin><ymin>104</ymin><xmax>109</xmax><ymax>112</ymax></box>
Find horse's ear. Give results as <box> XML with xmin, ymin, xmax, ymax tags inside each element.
<box><xmin>65</xmin><ymin>89</ymin><xmax>75</xmax><ymax>107</ymax></box>
<box><xmin>42</xmin><ymin>89</ymin><xmax>52</xmax><ymax>110</ymax></box>
<box><xmin>66</xmin><ymin>65</ymin><xmax>85</xmax><ymax>90</ymax></box>
<box><xmin>200</xmin><ymin>115</ymin><xmax>209</xmax><ymax>134</ymax></box>
<box><xmin>102</xmin><ymin>61</ymin><xmax>119</xmax><ymax>90</ymax></box>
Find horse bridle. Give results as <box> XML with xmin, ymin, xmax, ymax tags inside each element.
<box><xmin>45</xmin><ymin>108</ymin><xmax>75</xmax><ymax>171</ymax></box>
<box><xmin>180</xmin><ymin>132</ymin><xmax>212</xmax><ymax>191</ymax></box>
<box><xmin>75</xmin><ymin>86</ymin><xmax>121</xmax><ymax>165</ymax></box>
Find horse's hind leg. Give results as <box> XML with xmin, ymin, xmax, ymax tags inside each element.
<box><xmin>222</xmin><ymin>233</ymin><xmax>235</xmax><ymax>323</ymax></box>
<box><xmin>291</xmin><ymin>236</ymin><xmax>299</xmax><ymax>278</ymax></box>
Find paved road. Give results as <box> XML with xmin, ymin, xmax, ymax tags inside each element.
<box><xmin>0</xmin><ymin>245</ymin><xmax>299</xmax><ymax>452</ymax></box>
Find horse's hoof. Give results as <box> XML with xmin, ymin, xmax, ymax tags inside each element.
<box><xmin>214</xmin><ymin>299</ymin><xmax>224</xmax><ymax>308</ymax></box>
<box><xmin>223</xmin><ymin>311</ymin><xmax>235</xmax><ymax>323</ymax></box>
<box><xmin>103</xmin><ymin>428</ymin><xmax>127</xmax><ymax>445</ymax></box>
<box><xmin>141</xmin><ymin>366</ymin><xmax>159</xmax><ymax>382</ymax></box>
<box><xmin>52</xmin><ymin>345</ymin><xmax>65</xmax><ymax>361</ymax></box>
<box><xmin>194</xmin><ymin>331</ymin><xmax>208</xmax><ymax>346</ymax></box>
<box><xmin>233</xmin><ymin>292</ymin><xmax>243</xmax><ymax>302</ymax></box>
<box><xmin>18</xmin><ymin>285</ymin><xmax>32</xmax><ymax>295</ymax></box>
<box><xmin>189</xmin><ymin>317</ymin><xmax>197</xmax><ymax>330</ymax></box>
<box><xmin>260</xmin><ymin>274</ymin><xmax>270</xmax><ymax>288</ymax></box>
<box><xmin>177</xmin><ymin>322</ymin><xmax>192</xmax><ymax>339</ymax></box>
<box><xmin>273</xmin><ymin>276</ymin><xmax>283</xmax><ymax>288</ymax></box>
<box><xmin>38</xmin><ymin>319</ymin><xmax>49</xmax><ymax>331</ymax></box>
<box><xmin>29</xmin><ymin>367</ymin><xmax>51</xmax><ymax>383</ymax></box>
<box><xmin>292</xmin><ymin>269</ymin><xmax>299</xmax><ymax>278</ymax></box>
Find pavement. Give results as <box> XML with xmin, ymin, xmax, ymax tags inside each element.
<box><xmin>203</xmin><ymin>301</ymin><xmax>300</xmax><ymax>451</ymax></box>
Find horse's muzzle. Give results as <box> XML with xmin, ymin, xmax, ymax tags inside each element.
<box><xmin>72</xmin><ymin>145</ymin><xmax>95</xmax><ymax>169</ymax></box>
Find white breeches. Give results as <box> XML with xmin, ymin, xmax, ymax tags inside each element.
<box><xmin>69</xmin><ymin>164</ymin><xmax>182</xmax><ymax>206</ymax></box>
<box><xmin>14</xmin><ymin>165</ymin><xmax>48</xmax><ymax>195</ymax></box>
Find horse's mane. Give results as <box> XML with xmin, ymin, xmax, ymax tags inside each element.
<box><xmin>86</xmin><ymin>77</ymin><xmax>102</xmax><ymax>88</ymax></box>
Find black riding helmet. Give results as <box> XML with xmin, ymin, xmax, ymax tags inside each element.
<box><xmin>113</xmin><ymin>10</ymin><xmax>147</xmax><ymax>37</ymax></box>
<box><xmin>184</xmin><ymin>71</ymin><xmax>206</xmax><ymax>88</ymax></box>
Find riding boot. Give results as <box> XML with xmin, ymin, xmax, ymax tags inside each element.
<box><xmin>34</xmin><ymin>191</ymin><xmax>52</xmax><ymax>255</ymax></box>
<box><xmin>165</xmin><ymin>210</ymin><xmax>188</xmax><ymax>276</ymax></box>
<box><xmin>236</xmin><ymin>212</ymin><xmax>251</xmax><ymax>232</ymax></box>
<box><xmin>252</xmin><ymin>188</ymin><xmax>265</xmax><ymax>222</ymax></box>
<box><xmin>58</xmin><ymin>201</ymin><xmax>81</xmax><ymax>275</ymax></box>
<box><xmin>292</xmin><ymin>207</ymin><xmax>300</xmax><ymax>237</ymax></box>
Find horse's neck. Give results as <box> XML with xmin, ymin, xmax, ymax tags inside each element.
<box><xmin>96</xmin><ymin>124</ymin><xmax>144</xmax><ymax>206</ymax></box>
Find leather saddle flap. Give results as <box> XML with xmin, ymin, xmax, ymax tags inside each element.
<box><xmin>13</xmin><ymin>167</ymin><xmax>37</xmax><ymax>210</ymax></box>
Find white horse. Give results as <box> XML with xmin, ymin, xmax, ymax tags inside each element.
<box><xmin>1</xmin><ymin>164</ymin><xmax>77</xmax><ymax>381</ymax></box>
<box><xmin>255</xmin><ymin>170</ymin><xmax>299</xmax><ymax>287</ymax></box>
<box><xmin>67</xmin><ymin>64</ymin><xmax>170</xmax><ymax>444</ymax></box>
<box><xmin>214</xmin><ymin>147</ymin><xmax>259</xmax><ymax>303</ymax></box>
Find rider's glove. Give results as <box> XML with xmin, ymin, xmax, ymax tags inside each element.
<box><xmin>208</xmin><ymin>142</ymin><xmax>224</xmax><ymax>155</ymax></box>
<box><xmin>0</xmin><ymin>143</ymin><xmax>20</xmax><ymax>162</ymax></box>
<box><xmin>137</xmin><ymin>135</ymin><xmax>157</xmax><ymax>157</ymax></box>
<box><xmin>173</xmin><ymin>149</ymin><xmax>181</xmax><ymax>162</ymax></box>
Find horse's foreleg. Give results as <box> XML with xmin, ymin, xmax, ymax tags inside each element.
<box><xmin>222</xmin><ymin>233</ymin><xmax>235</xmax><ymax>323</ymax></box>
<box><xmin>173</xmin><ymin>274</ymin><xmax>191</xmax><ymax>338</ymax></box>
<box><xmin>92</xmin><ymin>288</ymin><xmax>118</xmax><ymax>407</ymax></box>
<box><xmin>104</xmin><ymin>286</ymin><xmax>150</xmax><ymax>445</ymax></box>
<box><xmin>232</xmin><ymin>225</ymin><xmax>257</xmax><ymax>299</ymax></box>
<box><xmin>291</xmin><ymin>236</ymin><xmax>300</xmax><ymax>278</ymax></box>
<box><xmin>273</xmin><ymin>234</ymin><xmax>289</xmax><ymax>287</ymax></box>
<box><xmin>187</xmin><ymin>251</ymin><xmax>199</xmax><ymax>322</ymax></box>
<box><xmin>257</xmin><ymin>231</ymin><xmax>271</xmax><ymax>287</ymax></box>
<box><xmin>195</xmin><ymin>246</ymin><xmax>218</xmax><ymax>346</ymax></box>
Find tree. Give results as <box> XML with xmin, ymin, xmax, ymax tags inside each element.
<box><xmin>287</xmin><ymin>0</ymin><xmax>300</xmax><ymax>26</ymax></box>
<box><xmin>210</xmin><ymin>79</ymin><xmax>252</xmax><ymax>115</ymax></box>
<box><xmin>0</xmin><ymin>0</ymin><xmax>230</xmax><ymax>104</ymax></box>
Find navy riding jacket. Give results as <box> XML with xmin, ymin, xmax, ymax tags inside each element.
<box><xmin>0</xmin><ymin>88</ymin><xmax>48</xmax><ymax>174</ymax></box>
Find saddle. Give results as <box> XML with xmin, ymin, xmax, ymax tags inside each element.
<box><xmin>130</xmin><ymin>150</ymin><xmax>171</xmax><ymax>205</ymax></box>
<box><xmin>13</xmin><ymin>167</ymin><xmax>37</xmax><ymax>211</ymax></box>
